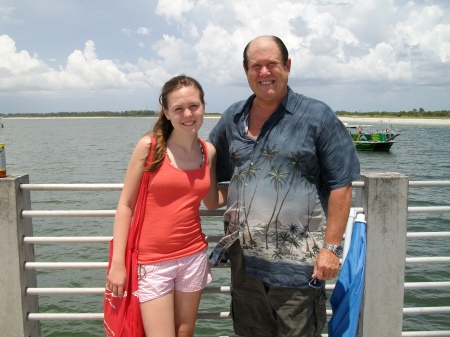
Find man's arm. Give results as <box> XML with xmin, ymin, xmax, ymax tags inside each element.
<box><xmin>312</xmin><ymin>183</ymin><xmax>352</xmax><ymax>280</ymax></box>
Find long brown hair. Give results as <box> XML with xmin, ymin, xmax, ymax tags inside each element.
<box><xmin>146</xmin><ymin>74</ymin><xmax>205</xmax><ymax>172</ymax></box>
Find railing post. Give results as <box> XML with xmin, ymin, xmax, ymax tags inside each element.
<box><xmin>0</xmin><ymin>174</ymin><xmax>40</xmax><ymax>336</ymax></box>
<box><xmin>357</xmin><ymin>173</ymin><xmax>408</xmax><ymax>337</ymax></box>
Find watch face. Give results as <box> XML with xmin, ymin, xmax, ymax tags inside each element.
<box><xmin>325</xmin><ymin>244</ymin><xmax>343</xmax><ymax>256</ymax></box>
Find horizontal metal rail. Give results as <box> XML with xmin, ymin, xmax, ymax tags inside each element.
<box><xmin>408</xmin><ymin>181</ymin><xmax>450</xmax><ymax>187</ymax></box>
<box><xmin>24</xmin><ymin>236</ymin><xmax>112</xmax><ymax>244</ymax></box>
<box><xmin>402</xmin><ymin>332</ymin><xmax>450</xmax><ymax>337</ymax></box>
<box><xmin>21</xmin><ymin>232</ymin><xmax>450</xmax><ymax>245</ymax></box>
<box><xmin>404</xmin><ymin>282</ymin><xmax>450</xmax><ymax>289</ymax></box>
<box><xmin>27</xmin><ymin>288</ymin><xmax>106</xmax><ymax>295</ymax></box>
<box><xmin>25</xmin><ymin>262</ymin><xmax>108</xmax><ymax>269</ymax></box>
<box><xmin>22</xmin><ymin>210</ymin><xmax>116</xmax><ymax>217</ymax></box>
<box><xmin>27</xmin><ymin>286</ymin><xmax>233</xmax><ymax>296</ymax></box>
<box><xmin>26</xmin><ymin>281</ymin><xmax>450</xmax><ymax>296</ymax></box>
<box><xmin>23</xmin><ymin>235</ymin><xmax>225</xmax><ymax>244</ymax></box>
<box><xmin>20</xmin><ymin>206</ymin><xmax>450</xmax><ymax>218</ymax></box>
<box><xmin>28</xmin><ymin>306</ymin><xmax>450</xmax><ymax>322</ymax></box>
<box><xmin>24</xmin><ymin>261</ymin><xmax>233</xmax><ymax>269</ymax></box>
<box><xmin>407</xmin><ymin>232</ymin><xmax>450</xmax><ymax>239</ymax></box>
<box><xmin>408</xmin><ymin>206</ymin><xmax>450</xmax><ymax>213</ymax></box>
<box><xmin>18</xmin><ymin>182</ymin><xmax>362</xmax><ymax>191</ymax></box>
<box><xmin>403</xmin><ymin>307</ymin><xmax>450</xmax><ymax>315</ymax></box>
<box><xmin>405</xmin><ymin>257</ymin><xmax>450</xmax><ymax>264</ymax></box>
<box><xmin>21</xmin><ymin>209</ymin><xmax>226</xmax><ymax>217</ymax></box>
<box><xmin>24</xmin><ymin>257</ymin><xmax>450</xmax><ymax>270</ymax></box>
<box><xmin>27</xmin><ymin>312</ymin><xmax>234</xmax><ymax>321</ymax></box>
<box><xmin>18</xmin><ymin>180</ymin><xmax>450</xmax><ymax>192</ymax></box>
<box><xmin>20</xmin><ymin>184</ymin><xmax>124</xmax><ymax>191</ymax></box>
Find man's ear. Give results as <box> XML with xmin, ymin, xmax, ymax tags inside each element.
<box><xmin>285</xmin><ymin>58</ymin><xmax>292</xmax><ymax>73</ymax></box>
<box><xmin>243</xmin><ymin>63</ymin><xmax>250</xmax><ymax>76</ymax></box>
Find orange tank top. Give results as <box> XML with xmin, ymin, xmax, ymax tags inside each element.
<box><xmin>137</xmin><ymin>139</ymin><xmax>210</xmax><ymax>264</ymax></box>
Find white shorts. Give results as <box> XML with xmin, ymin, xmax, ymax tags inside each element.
<box><xmin>137</xmin><ymin>250</ymin><xmax>212</xmax><ymax>303</ymax></box>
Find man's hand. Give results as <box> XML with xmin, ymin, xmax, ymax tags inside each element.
<box><xmin>312</xmin><ymin>248</ymin><xmax>340</xmax><ymax>280</ymax></box>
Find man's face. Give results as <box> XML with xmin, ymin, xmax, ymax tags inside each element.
<box><xmin>244</xmin><ymin>38</ymin><xmax>291</xmax><ymax>105</ymax></box>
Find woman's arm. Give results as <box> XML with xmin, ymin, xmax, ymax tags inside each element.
<box><xmin>107</xmin><ymin>136</ymin><xmax>152</xmax><ymax>297</ymax></box>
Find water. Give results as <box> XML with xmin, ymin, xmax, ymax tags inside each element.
<box><xmin>1</xmin><ymin>117</ymin><xmax>449</xmax><ymax>336</ymax></box>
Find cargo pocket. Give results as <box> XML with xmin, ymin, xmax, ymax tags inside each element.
<box><xmin>313</xmin><ymin>287</ymin><xmax>327</xmax><ymax>337</ymax></box>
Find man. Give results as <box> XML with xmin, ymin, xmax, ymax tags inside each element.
<box><xmin>208</xmin><ymin>35</ymin><xmax>360</xmax><ymax>337</ymax></box>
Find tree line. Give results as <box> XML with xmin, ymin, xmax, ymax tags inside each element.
<box><xmin>336</xmin><ymin>108</ymin><xmax>450</xmax><ymax>118</ymax></box>
<box><xmin>2</xmin><ymin>110</ymin><xmax>223</xmax><ymax>118</ymax></box>
<box><xmin>1</xmin><ymin>109</ymin><xmax>449</xmax><ymax>118</ymax></box>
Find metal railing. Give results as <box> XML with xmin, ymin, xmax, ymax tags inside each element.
<box><xmin>1</xmin><ymin>173</ymin><xmax>449</xmax><ymax>337</ymax></box>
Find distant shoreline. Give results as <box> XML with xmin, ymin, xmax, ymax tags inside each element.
<box><xmin>1</xmin><ymin>115</ymin><xmax>222</xmax><ymax>120</ymax></box>
<box><xmin>338</xmin><ymin>116</ymin><xmax>450</xmax><ymax>125</ymax></box>
<box><xmin>2</xmin><ymin>115</ymin><xmax>450</xmax><ymax>125</ymax></box>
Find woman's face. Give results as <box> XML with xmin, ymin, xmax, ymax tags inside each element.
<box><xmin>164</xmin><ymin>85</ymin><xmax>205</xmax><ymax>136</ymax></box>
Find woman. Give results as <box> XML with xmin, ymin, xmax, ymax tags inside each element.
<box><xmin>106</xmin><ymin>75</ymin><xmax>226</xmax><ymax>337</ymax></box>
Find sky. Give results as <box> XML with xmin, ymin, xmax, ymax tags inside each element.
<box><xmin>0</xmin><ymin>0</ymin><xmax>449</xmax><ymax>114</ymax></box>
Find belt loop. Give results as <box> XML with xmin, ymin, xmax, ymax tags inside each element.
<box><xmin>138</xmin><ymin>264</ymin><xmax>146</xmax><ymax>279</ymax></box>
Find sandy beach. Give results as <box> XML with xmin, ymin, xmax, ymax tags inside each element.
<box><xmin>338</xmin><ymin>116</ymin><xmax>450</xmax><ymax>125</ymax></box>
<box><xmin>3</xmin><ymin>115</ymin><xmax>450</xmax><ymax>125</ymax></box>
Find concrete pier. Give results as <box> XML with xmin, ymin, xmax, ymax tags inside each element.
<box><xmin>357</xmin><ymin>172</ymin><xmax>409</xmax><ymax>337</ymax></box>
<box><xmin>0</xmin><ymin>175</ymin><xmax>40</xmax><ymax>336</ymax></box>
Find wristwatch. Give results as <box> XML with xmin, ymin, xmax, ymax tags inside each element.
<box><xmin>323</xmin><ymin>243</ymin><xmax>343</xmax><ymax>257</ymax></box>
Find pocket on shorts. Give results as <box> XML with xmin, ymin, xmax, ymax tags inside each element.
<box><xmin>138</xmin><ymin>264</ymin><xmax>155</xmax><ymax>280</ymax></box>
<box><xmin>313</xmin><ymin>287</ymin><xmax>327</xmax><ymax>336</ymax></box>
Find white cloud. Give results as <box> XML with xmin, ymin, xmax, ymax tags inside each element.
<box><xmin>394</xmin><ymin>5</ymin><xmax>450</xmax><ymax>63</ymax></box>
<box><xmin>0</xmin><ymin>5</ymin><xmax>14</xmax><ymax>16</ymax></box>
<box><xmin>156</xmin><ymin>0</ymin><xmax>194</xmax><ymax>21</ymax></box>
<box><xmin>151</xmin><ymin>34</ymin><xmax>194</xmax><ymax>72</ymax></box>
<box><xmin>121</xmin><ymin>28</ymin><xmax>133</xmax><ymax>36</ymax></box>
<box><xmin>122</xmin><ymin>27</ymin><xmax>151</xmax><ymax>37</ymax></box>
<box><xmin>0</xmin><ymin>0</ymin><xmax>449</xmax><ymax>113</ymax></box>
<box><xmin>195</xmin><ymin>25</ymin><xmax>243</xmax><ymax>84</ymax></box>
<box><xmin>65</xmin><ymin>40</ymin><xmax>130</xmax><ymax>89</ymax></box>
<box><xmin>0</xmin><ymin>37</ymin><xmax>139</xmax><ymax>92</ymax></box>
<box><xmin>136</xmin><ymin>27</ymin><xmax>150</xmax><ymax>35</ymax></box>
<box><xmin>0</xmin><ymin>5</ymin><xmax>19</xmax><ymax>24</ymax></box>
<box><xmin>0</xmin><ymin>35</ymin><xmax>46</xmax><ymax>75</ymax></box>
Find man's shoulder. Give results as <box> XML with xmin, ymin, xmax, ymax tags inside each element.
<box><xmin>285</xmin><ymin>90</ymin><xmax>335</xmax><ymax>121</ymax></box>
<box><xmin>222</xmin><ymin>98</ymin><xmax>251</xmax><ymax>118</ymax></box>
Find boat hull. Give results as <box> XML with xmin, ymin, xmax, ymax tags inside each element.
<box><xmin>354</xmin><ymin>141</ymin><xmax>395</xmax><ymax>151</ymax></box>
<box><xmin>347</xmin><ymin>127</ymin><xmax>399</xmax><ymax>152</ymax></box>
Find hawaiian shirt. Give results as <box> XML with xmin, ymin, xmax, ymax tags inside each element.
<box><xmin>208</xmin><ymin>87</ymin><xmax>360</xmax><ymax>288</ymax></box>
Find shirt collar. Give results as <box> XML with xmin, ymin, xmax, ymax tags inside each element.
<box><xmin>234</xmin><ymin>86</ymin><xmax>295</xmax><ymax>117</ymax></box>
<box><xmin>281</xmin><ymin>86</ymin><xmax>295</xmax><ymax>115</ymax></box>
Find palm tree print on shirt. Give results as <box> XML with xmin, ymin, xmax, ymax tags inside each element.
<box><xmin>232</xmin><ymin>144</ymin><xmax>322</xmax><ymax>262</ymax></box>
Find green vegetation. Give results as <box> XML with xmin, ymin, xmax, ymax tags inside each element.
<box><xmin>1</xmin><ymin>108</ymin><xmax>449</xmax><ymax>118</ymax></box>
<box><xmin>336</xmin><ymin>108</ymin><xmax>450</xmax><ymax>119</ymax></box>
<box><xmin>1</xmin><ymin>110</ymin><xmax>223</xmax><ymax>118</ymax></box>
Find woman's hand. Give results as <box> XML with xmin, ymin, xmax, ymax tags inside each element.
<box><xmin>106</xmin><ymin>262</ymin><xmax>127</xmax><ymax>298</ymax></box>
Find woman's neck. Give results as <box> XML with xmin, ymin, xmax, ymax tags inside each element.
<box><xmin>168</xmin><ymin>132</ymin><xmax>199</xmax><ymax>151</ymax></box>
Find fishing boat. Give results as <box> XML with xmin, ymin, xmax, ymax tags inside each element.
<box><xmin>344</xmin><ymin>123</ymin><xmax>400</xmax><ymax>151</ymax></box>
